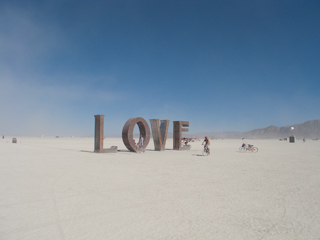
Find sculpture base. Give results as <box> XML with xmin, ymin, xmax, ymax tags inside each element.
<box><xmin>95</xmin><ymin>146</ymin><xmax>118</xmax><ymax>153</ymax></box>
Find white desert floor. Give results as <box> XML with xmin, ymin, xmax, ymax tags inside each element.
<box><xmin>1</xmin><ymin>137</ymin><xmax>320</xmax><ymax>240</ymax></box>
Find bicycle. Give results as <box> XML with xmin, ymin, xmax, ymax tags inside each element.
<box><xmin>239</xmin><ymin>144</ymin><xmax>258</xmax><ymax>153</ymax></box>
<box><xmin>239</xmin><ymin>146</ymin><xmax>246</xmax><ymax>152</ymax></box>
<box><xmin>203</xmin><ymin>145</ymin><xmax>210</xmax><ymax>156</ymax></box>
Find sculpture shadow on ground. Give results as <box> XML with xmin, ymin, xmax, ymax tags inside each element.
<box><xmin>193</xmin><ymin>154</ymin><xmax>209</xmax><ymax>157</ymax></box>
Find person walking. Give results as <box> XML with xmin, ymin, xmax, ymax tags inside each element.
<box><xmin>138</xmin><ymin>135</ymin><xmax>144</xmax><ymax>153</ymax></box>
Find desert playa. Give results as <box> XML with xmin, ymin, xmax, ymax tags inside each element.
<box><xmin>1</xmin><ymin>137</ymin><xmax>320</xmax><ymax>239</ymax></box>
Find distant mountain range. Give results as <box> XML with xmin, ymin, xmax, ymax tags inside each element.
<box><xmin>188</xmin><ymin>120</ymin><xmax>320</xmax><ymax>139</ymax></box>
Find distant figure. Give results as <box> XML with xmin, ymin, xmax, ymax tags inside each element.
<box><xmin>202</xmin><ymin>136</ymin><xmax>210</xmax><ymax>152</ymax></box>
<box><xmin>2</xmin><ymin>135</ymin><xmax>4</xmax><ymax>139</ymax></box>
<box><xmin>138</xmin><ymin>135</ymin><xmax>144</xmax><ymax>152</ymax></box>
<box><xmin>303</xmin><ymin>138</ymin><xmax>306</xmax><ymax>143</ymax></box>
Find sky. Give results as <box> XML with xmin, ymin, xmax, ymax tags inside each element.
<box><xmin>1</xmin><ymin>0</ymin><xmax>320</xmax><ymax>137</ymax></box>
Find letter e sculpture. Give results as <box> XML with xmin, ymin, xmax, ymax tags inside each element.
<box><xmin>173</xmin><ymin>121</ymin><xmax>190</xmax><ymax>150</ymax></box>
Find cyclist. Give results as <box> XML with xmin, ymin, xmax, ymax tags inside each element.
<box><xmin>202</xmin><ymin>136</ymin><xmax>210</xmax><ymax>153</ymax></box>
<box><xmin>243</xmin><ymin>143</ymin><xmax>248</xmax><ymax>150</ymax></box>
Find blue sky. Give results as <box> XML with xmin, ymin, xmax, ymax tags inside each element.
<box><xmin>1</xmin><ymin>0</ymin><xmax>319</xmax><ymax>137</ymax></box>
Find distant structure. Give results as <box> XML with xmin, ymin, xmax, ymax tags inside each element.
<box><xmin>289</xmin><ymin>136</ymin><xmax>295</xmax><ymax>143</ymax></box>
<box><xmin>289</xmin><ymin>127</ymin><xmax>295</xmax><ymax>143</ymax></box>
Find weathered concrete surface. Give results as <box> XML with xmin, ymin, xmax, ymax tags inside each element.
<box><xmin>94</xmin><ymin>115</ymin><xmax>118</xmax><ymax>153</ymax></box>
<box><xmin>173</xmin><ymin>121</ymin><xmax>189</xmax><ymax>150</ymax></box>
<box><xmin>122</xmin><ymin>117</ymin><xmax>150</xmax><ymax>152</ymax></box>
<box><xmin>150</xmin><ymin>119</ymin><xmax>170</xmax><ymax>151</ymax></box>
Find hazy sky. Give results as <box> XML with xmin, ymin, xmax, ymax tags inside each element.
<box><xmin>1</xmin><ymin>0</ymin><xmax>319</xmax><ymax>137</ymax></box>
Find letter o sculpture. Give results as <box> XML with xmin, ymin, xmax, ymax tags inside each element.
<box><xmin>122</xmin><ymin>117</ymin><xmax>150</xmax><ymax>152</ymax></box>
